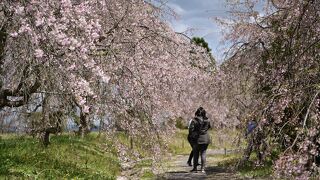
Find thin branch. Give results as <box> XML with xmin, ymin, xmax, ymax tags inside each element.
<box><xmin>284</xmin><ymin>90</ymin><xmax>319</xmax><ymax>154</ymax></box>
<box><xmin>302</xmin><ymin>91</ymin><xmax>319</xmax><ymax>129</ymax></box>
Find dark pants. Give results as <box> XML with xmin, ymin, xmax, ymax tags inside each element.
<box><xmin>243</xmin><ymin>134</ymin><xmax>267</xmax><ymax>164</ymax></box>
<box><xmin>193</xmin><ymin>144</ymin><xmax>208</xmax><ymax>170</ymax></box>
<box><xmin>187</xmin><ymin>139</ymin><xmax>194</xmax><ymax>164</ymax></box>
<box><xmin>187</xmin><ymin>150</ymin><xmax>193</xmax><ymax>164</ymax></box>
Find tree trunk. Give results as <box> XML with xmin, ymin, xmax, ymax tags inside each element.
<box><xmin>98</xmin><ymin>118</ymin><xmax>104</xmax><ymax>137</ymax></box>
<box><xmin>40</xmin><ymin>129</ymin><xmax>50</xmax><ymax>147</ymax></box>
<box><xmin>40</xmin><ymin>95</ymin><xmax>50</xmax><ymax>146</ymax></box>
<box><xmin>40</xmin><ymin>127</ymin><xmax>59</xmax><ymax>147</ymax></box>
<box><xmin>130</xmin><ymin>136</ymin><xmax>133</xmax><ymax>149</ymax></box>
<box><xmin>78</xmin><ymin>110</ymin><xmax>90</xmax><ymax>138</ymax></box>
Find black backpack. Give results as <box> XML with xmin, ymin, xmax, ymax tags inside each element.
<box><xmin>188</xmin><ymin>118</ymin><xmax>201</xmax><ymax>142</ymax></box>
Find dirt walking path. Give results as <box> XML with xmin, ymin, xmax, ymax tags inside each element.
<box><xmin>156</xmin><ymin>149</ymin><xmax>248</xmax><ymax>180</ymax></box>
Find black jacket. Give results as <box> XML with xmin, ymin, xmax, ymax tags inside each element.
<box><xmin>188</xmin><ymin>116</ymin><xmax>211</xmax><ymax>144</ymax></box>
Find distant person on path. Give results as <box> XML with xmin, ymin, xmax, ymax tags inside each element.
<box><xmin>245</xmin><ymin>120</ymin><xmax>257</xmax><ymax>138</ymax></box>
<box><xmin>242</xmin><ymin>117</ymin><xmax>267</xmax><ymax>166</ymax></box>
<box><xmin>189</xmin><ymin>107</ymin><xmax>211</xmax><ymax>173</ymax></box>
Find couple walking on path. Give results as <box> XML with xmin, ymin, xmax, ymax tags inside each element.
<box><xmin>187</xmin><ymin>107</ymin><xmax>211</xmax><ymax>173</ymax></box>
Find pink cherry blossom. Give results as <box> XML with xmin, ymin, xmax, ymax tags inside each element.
<box><xmin>34</xmin><ymin>49</ymin><xmax>44</xmax><ymax>58</ymax></box>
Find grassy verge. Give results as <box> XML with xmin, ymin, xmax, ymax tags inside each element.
<box><xmin>238</xmin><ymin>161</ymin><xmax>273</xmax><ymax>178</ymax></box>
<box><xmin>114</xmin><ymin>131</ymin><xmax>154</xmax><ymax>158</ymax></box>
<box><xmin>0</xmin><ymin>133</ymin><xmax>120</xmax><ymax>179</ymax></box>
<box><xmin>112</xmin><ymin>131</ymin><xmax>159</xmax><ymax>179</ymax></box>
<box><xmin>216</xmin><ymin>153</ymin><xmax>273</xmax><ymax>178</ymax></box>
<box><xmin>167</xmin><ymin>129</ymin><xmax>191</xmax><ymax>155</ymax></box>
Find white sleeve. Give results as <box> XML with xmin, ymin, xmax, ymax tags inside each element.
<box><xmin>188</xmin><ymin>119</ymin><xmax>192</xmax><ymax>129</ymax></box>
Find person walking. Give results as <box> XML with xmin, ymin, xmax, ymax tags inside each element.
<box><xmin>187</xmin><ymin>118</ymin><xmax>200</xmax><ymax>167</ymax></box>
<box><xmin>189</xmin><ymin>107</ymin><xmax>211</xmax><ymax>173</ymax></box>
<box><xmin>242</xmin><ymin>118</ymin><xmax>267</xmax><ymax>166</ymax></box>
<box><xmin>187</xmin><ymin>118</ymin><xmax>194</xmax><ymax>166</ymax></box>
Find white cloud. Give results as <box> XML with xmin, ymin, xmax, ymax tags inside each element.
<box><xmin>166</xmin><ymin>0</ymin><xmax>267</xmax><ymax>63</ymax></box>
<box><xmin>167</xmin><ymin>3</ymin><xmax>186</xmax><ymax>15</ymax></box>
<box><xmin>167</xmin><ymin>0</ymin><xmax>231</xmax><ymax>62</ymax></box>
<box><xmin>170</xmin><ymin>20</ymin><xmax>188</xmax><ymax>32</ymax></box>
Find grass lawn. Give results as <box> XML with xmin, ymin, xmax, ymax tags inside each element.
<box><xmin>0</xmin><ymin>133</ymin><xmax>120</xmax><ymax>179</ymax></box>
<box><xmin>0</xmin><ymin>128</ymin><xmax>274</xmax><ymax>179</ymax></box>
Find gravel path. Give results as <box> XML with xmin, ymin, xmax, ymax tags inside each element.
<box><xmin>156</xmin><ymin>149</ymin><xmax>246</xmax><ymax>180</ymax></box>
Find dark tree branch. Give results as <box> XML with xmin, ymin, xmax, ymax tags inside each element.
<box><xmin>0</xmin><ymin>67</ymin><xmax>41</xmax><ymax>109</ymax></box>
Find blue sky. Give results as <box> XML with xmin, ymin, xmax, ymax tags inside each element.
<box><xmin>167</xmin><ymin>0</ymin><xmax>230</xmax><ymax>64</ymax></box>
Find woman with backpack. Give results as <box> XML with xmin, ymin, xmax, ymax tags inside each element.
<box><xmin>188</xmin><ymin>107</ymin><xmax>211</xmax><ymax>173</ymax></box>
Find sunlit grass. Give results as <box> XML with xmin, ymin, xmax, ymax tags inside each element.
<box><xmin>141</xmin><ymin>169</ymin><xmax>155</xmax><ymax>179</ymax></box>
<box><xmin>167</xmin><ymin>129</ymin><xmax>191</xmax><ymax>155</ymax></box>
<box><xmin>215</xmin><ymin>151</ymin><xmax>273</xmax><ymax>178</ymax></box>
<box><xmin>0</xmin><ymin>133</ymin><xmax>120</xmax><ymax>179</ymax></box>
<box><xmin>114</xmin><ymin>131</ymin><xmax>155</xmax><ymax>158</ymax></box>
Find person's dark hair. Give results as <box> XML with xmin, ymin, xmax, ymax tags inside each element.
<box><xmin>195</xmin><ymin>107</ymin><xmax>207</xmax><ymax>119</ymax></box>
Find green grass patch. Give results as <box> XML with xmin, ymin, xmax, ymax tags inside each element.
<box><xmin>238</xmin><ymin>161</ymin><xmax>273</xmax><ymax>178</ymax></box>
<box><xmin>114</xmin><ymin>131</ymin><xmax>155</xmax><ymax>158</ymax></box>
<box><xmin>209</xmin><ymin>128</ymin><xmax>245</xmax><ymax>150</ymax></box>
<box><xmin>208</xmin><ymin>153</ymin><xmax>242</xmax><ymax>163</ymax></box>
<box><xmin>167</xmin><ymin>129</ymin><xmax>191</xmax><ymax>155</ymax></box>
<box><xmin>141</xmin><ymin>169</ymin><xmax>155</xmax><ymax>179</ymax></box>
<box><xmin>216</xmin><ymin>152</ymin><xmax>273</xmax><ymax>178</ymax></box>
<box><xmin>0</xmin><ymin>133</ymin><xmax>120</xmax><ymax>179</ymax></box>
<box><xmin>135</xmin><ymin>159</ymin><xmax>153</xmax><ymax>169</ymax></box>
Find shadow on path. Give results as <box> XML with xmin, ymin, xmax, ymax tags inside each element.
<box><xmin>156</xmin><ymin>149</ymin><xmax>249</xmax><ymax>180</ymax></box>
<box><xmin>157</xmin><ymin>165</ymin><xmax>242</xmax><ymax>180</ymax></box>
